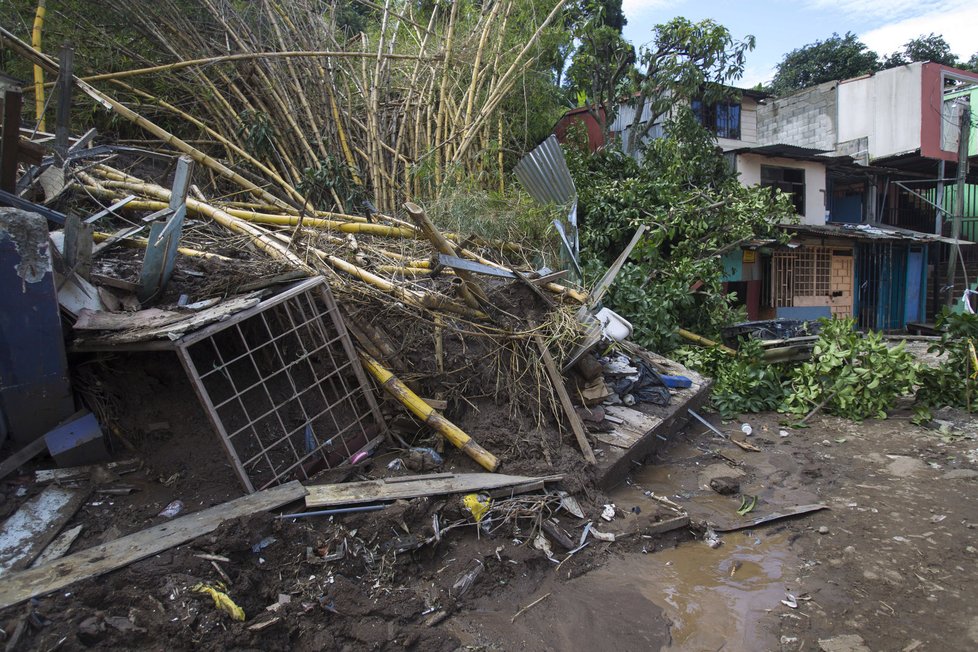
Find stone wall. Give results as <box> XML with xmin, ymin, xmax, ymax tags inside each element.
<box><xmin>757</xmin><ymin>81</ymin><xmax>838</xmax><ymax>150</ymax></box>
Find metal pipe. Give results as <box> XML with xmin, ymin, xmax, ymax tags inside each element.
<box><xmin>276</xmin><ymin>504</ymin><xmax>387</xmax><ymax>519</ymax></box>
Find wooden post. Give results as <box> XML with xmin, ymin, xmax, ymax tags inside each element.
<box><xmin>946</xmin><ymin>106</ymin><xmax>970</xmax><ymax>306</ymax></box>
<box><xmin>54</xmin><ymin>44</ymin><xmax>74</xmax><ymax>162</ymax></box>
<box><xmin>1</xmin><ymin>90</ymin><xmax>22</xmax><ymax>193</ymax></box>
<box><xmin>534</xmin><ymin>335</ymin><xmax>597</xmax><ymax>465</ymax></box>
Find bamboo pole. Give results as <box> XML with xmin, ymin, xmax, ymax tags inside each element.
<box><xmin>92</xmin><ymin>232</ymin><xmax>234</xmax><ymax>261</ymax></box>
<box><xmin>433</xmin><ymin>0</ymin><xmax>459</xmax><ymax>187</ymax></box>
<box><xmin>404</xmin><ymin>201</ymin><xmax>487</xmax><ymax>310</ymax></box>
<box><xmin>452</xmin><ymin>0</ymin><xmax>568</xmax><ymax>165</ymax></box>
<box><xmin>31</xmin><ymin>0</ymin><xmax>46</xmax><ymax>130</ymax></box>
<box><xmin>0</xmin><ymin>26</ymin><xmax>292</xmax><ymax>210</ymax></box>
<box><xmin>677</xmin><ymin>328</ymin><xmax>737</xmax><ymax>356</ymax></box>
<box><xmin>359</xmin><ymin>351</ymin><xmax>499</xmax><ymax>472</ymax></box>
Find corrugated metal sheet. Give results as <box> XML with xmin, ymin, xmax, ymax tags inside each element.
<box><xmin>514</xmin><ymin>135</ymin><xmax>579</xmax><ymax>265</ymax></box>
<box><xmin>610</xmin><ymin>102</ymin><xmax>653</xmax><ymax>132</ymax></box>
<box><xmin>514</xmin><ymin>135</ymin><xmax>575</xmax><ymax>206</ymax></box>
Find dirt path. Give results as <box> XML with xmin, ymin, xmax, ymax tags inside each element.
<box><xmin>5</xmin><ymin>406</ymin><xmax>977</xmax><ymax>651</ymax></box>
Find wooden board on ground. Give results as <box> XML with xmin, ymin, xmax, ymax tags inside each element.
<box><xmin>0</xmin><ymin>436</ymin><xmax>49</xmax><ymax>482</ymax></box>
<box><xmin>0</xmin><ymin>485</ymin><xmax>89</xmax><ymax>575</ymax></box>
<box><xmin>0</xmin><ymin>480</ymin><xmax>306</xmax><ymax>611</ymax></box>
<box><xmin>35</xmin><ymin>458</ymin><xmax>141</xmax><ymax>484</ymax></box>
<box><xmin>305</xmin><ymin>473</ymin><xmax>563</xmax><ymax>508</ymax></box>
<box><xmin>592</xmin><ymin>406</ymin><xmax>663</xmax><ymax>449</ymax></box>
<box><xmin>712</xmin><ymin>504</ymin><xmax>828</xmax><ymax>532</ymax></box>
<box><xmin>30</xmin><ymin>525</ymin><xmax>83</xmax><ymax>567</ymax></box>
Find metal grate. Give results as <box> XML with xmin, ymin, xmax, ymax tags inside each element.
<box><xmin>175</xmin><ymin>278</ymin><xmax>384</xmax><ymax>492</ymax></box>
<box><xmin>771</xmin><ymin>247</ymin><xmax>832</xmax><ymax>307</ymax></box>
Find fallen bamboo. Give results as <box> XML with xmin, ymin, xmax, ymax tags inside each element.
<box><xmin>404</xmin><ymin>202</ymin><xmax>487</xmax><ymax>309</ymax></box>
<box><xmin>358</xmin><ymin>351</ymin><xmax>499</xmax><ymax>472</ymax></box>
<box><xmin>677</xmin><ymin>328</ymin><xmax>736</xmax><ymax>356</ymax></box>
<box><xmin>0</xmin><ymin>26</ymin><xmax>292</xmax><ymax>210</ymax></box>
<box><xmin>92</xmin><ymin>232</ymin><xmax>234</xmax><ymax>261</ymax></box>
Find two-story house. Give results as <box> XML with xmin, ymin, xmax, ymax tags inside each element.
<box><xmin>554</xmin><ymin>62</ymin><xmax>978</xmax><ymax>331</ymax></box>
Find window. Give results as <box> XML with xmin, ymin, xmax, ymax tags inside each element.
<box><xmin>761</xmin><ymin>165</ymin><xmax>805</xmax><ymax>216</ymax></box>
<box><xmin>770</xmin><ymin>247</ymin><xmax>831</xmax><ymax>307</ymax></box>
<box><xmin>692</xmin><ymin>100</ymin><xmax>741</xmax><ymax>140</ymax></box>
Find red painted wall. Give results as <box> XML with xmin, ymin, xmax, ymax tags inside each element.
<box><xmin>920</xmin><ymin>63</ymin><xmax>978</xmax><ymax>161</ymax></box>
<box><xmin>554</xmin><ymin>107</ymin><xmax>607</xmax><ymax>152</ymax></box>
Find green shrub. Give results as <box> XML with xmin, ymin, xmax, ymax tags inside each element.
<box><xmin>782</xmin><ymin>318</ymin><xmax>919</xmax><ymax>421</ymax></box>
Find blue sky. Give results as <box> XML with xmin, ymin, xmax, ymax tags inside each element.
<box><xmin>622</xmin><ymin>0</ymin><xmax>978</xmax><ymax>87</ymax></box>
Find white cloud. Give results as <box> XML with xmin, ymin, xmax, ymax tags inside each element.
<box><xmin>621</xmin><ymin>0</ymin><xmax>674</xmax><ymax>15</ymax></box>
<box><xmin>805</xmin><ymin>0</ymin><xmax>954</xmax><ymax>20</ymax></box>
<box><xmin>860</xmin><ymin>3</ymin><xmax>978</xmax><ymax>59</ymax></box>
<box><xmin>740</xmin><ymin>65</ymin><xmax>777</xmax><ymax>88</ymax></box>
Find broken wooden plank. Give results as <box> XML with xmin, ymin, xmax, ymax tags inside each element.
<box><xmin>591</xmin><ymin>429</ymin><xmax>641</xmax><ymax>449</ymax></box>
<box><xmin>712</xmin><ymin>504</ymin><xmax>829</xmax><ymax>532</ymax></box>
<box><xmin>30</xmin><ymin>525</ymin><xmax>83</xmax><ymax>567</ymax></box>
<box><xmin>35</xmin><ymin>458</ymin><xmax>140</xmax><ymax>484</ymax></box>
<box><xmin>0</xmin><ymin>437</ymin><xmax>49</xmax><ymax>482</ymax></box>
<box><xmin>0</xmin><ymin>485</ymin><xmax>89</xmax><ymax>574</ymax></box>
<box><xmin>89</xmin><ymin>273</ymin><xmax>139</xmax><ymax>293</ymax></box>
<box><xmin>304</xmin><ymin>473</ymin><xmax>563</xmax><ymax>509</ymax></box>
<box><xmin>533</xmin><ymin>335</ymin><xmax>597</xmax><ymax>465</ymax></box>
<box><xmin>73</xmin><ymin>308</ymin><xmax>182</xmax><ymax>331</ymax></box>
<box><xmin>0</xmin><ymin>480</ymin><xmax>306</xmax><ymax>610</ymax></box>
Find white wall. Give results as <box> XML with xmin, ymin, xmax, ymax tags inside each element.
<box><xmin>837</xmin><ymin>63</ymin><xmax>923</xmax><ymax>160</ymax></box>
<box><xmin>736</xmin><ymin>154</ymin><xmax>827</xmax><ymax>225</ymax></box>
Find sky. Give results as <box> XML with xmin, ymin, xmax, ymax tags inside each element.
<box><xmin>621</xmin><ymin>0</ymin><xmax>978</xmax><ymax>87</ymax></box>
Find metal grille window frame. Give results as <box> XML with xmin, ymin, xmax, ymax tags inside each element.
<box><xmin>770</xmin><ymin>246</ymin><xmax>832</xmax><ymax>307</ymax></box>
<box><xmin>174</xmin><ymin>278</ymin><xmax>384</xmax><ymax>493</ymax></box>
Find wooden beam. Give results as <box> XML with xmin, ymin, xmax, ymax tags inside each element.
<box><xmin>0</xmin><ymin>481</ymin><xmax>306</xmax><ymax>610</ymax></box>
<box><xmin>534</xmin><ymin>335</ymin><xmax>597</xmax><ymax>465</ymax></box>
<box><xmin>0</xmin><ymin>437</ymin><xmax>49</xmax><ymax>482</ymax></box>
<box><xmin>304</xmin><ymin>473</ymin><xmax>563</xmax><ymax>509</ymax></box>
<box><xmin>0</xmin><ymin>485</ymin><xmax>88</xmax><ymax>574</ymax></box>
<box><xmin>1</xmin><ymin>89</ymin><xmax>22</xmax><ymax>193</ymax></box>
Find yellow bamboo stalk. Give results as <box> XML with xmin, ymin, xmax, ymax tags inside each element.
<box><xmin>112</xmin><ymin>81</ymin><xmax>309</xmax><ymax>210</ymax></box>
<box><xmin>0</xmin><ymin>27</ymin><xmax>292</xmax><ymax>210</ymax></box>
<box><xmin>87</xmin><ymin>178</ymin><xmax>312</xmax><ymax>271</ymax></box>
<box><xmin>92</xmin><ymin>232</ymin><xmax>234</xmax><ymax>261</ymax></box>
<box><xmin>453</xmin><ymin>0</ymin><xmax>568</xmax><ymax>165</ymax></box>
<box><xmin>359</xmin><ymin>351</ymin><xmax>499</xmax><ymax>472</ymax></box>
<box><xmin>31</xmin><ymin>0</ymin><xmax>46</xmax><ymax>130</ymax></box>
<box><xmin>433</xmin><ymin>0</ymin><xmax>459</xmax><ymax>187</ymax></box>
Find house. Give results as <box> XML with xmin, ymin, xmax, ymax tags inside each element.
<box><xmin>555</xmin><ymin>62</ymin><xmax>978</xmax><ymax>331</ymax></box>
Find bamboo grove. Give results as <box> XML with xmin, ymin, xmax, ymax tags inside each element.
<box><xmin>2</xmin><ymin>0</ymin><xmax>569</xmax><ymax>213</ymax></box>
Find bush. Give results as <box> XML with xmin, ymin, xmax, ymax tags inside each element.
<box><xmin>782</xmin><ymin>318</ymin><xmax>919</xmax><ymax>421</ymax></box>
<box><xmin>678</xmin><ymin>338</ymin><xmax>785</xmax><ymax>420</ymax></box>
<box><xmin>916</xmin><ymin>309</ymin><xmax>978</xmax><ymax>413</ymax></box>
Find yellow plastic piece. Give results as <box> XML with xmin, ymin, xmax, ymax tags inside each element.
<box><xmin>192</xmin><ymin>582</ymin><xmax>245</xmax><ymax>622</ymax></box>
<box><xmin>463</xmin><ymin>493</ymin><xmax>492</xmax><ymax>522</ymax></box>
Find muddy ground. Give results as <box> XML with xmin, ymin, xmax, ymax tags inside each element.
<box><xmin>4</xmin><ymin>399</ymin><xmax>977</xmax><ymax>651</ymax></box>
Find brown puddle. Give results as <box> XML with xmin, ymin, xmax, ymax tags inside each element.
<box><xmin>600</xmin><ymin>447</ymin><xmax>798</xmax><ymax>651</ymax></box>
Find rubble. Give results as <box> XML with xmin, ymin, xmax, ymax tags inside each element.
<box><xmin>0</xmin><ymin>27</ymin><xmax>710</xmax><ymax>649</ymax></box>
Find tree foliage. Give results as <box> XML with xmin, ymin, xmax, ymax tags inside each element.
<box><xmin>566</xmin><ymin>110</ymin><xmax>795</xmax><ymax>352</ymax></box>
<box><xmin>626</xmin><ymin>18</ymin><xmax>754</xmax><ymax>151</ymax></box>
<box><xmin>884</xmin><ymin>33</ymin><xmax>959</xmax><ymax>68</ymax></box>
<box><xmin>769</xmin><ymin>32</ymin><xmax>879</xmax><ymax>96</ymax></box>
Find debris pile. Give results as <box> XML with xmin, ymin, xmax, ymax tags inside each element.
<box><xmin>0</xmin><ymin>11</ymin><xmax>709</xmax><ymax>649</ymax></box>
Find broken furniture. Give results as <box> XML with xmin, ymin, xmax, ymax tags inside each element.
<box><xmin>73</xmin><ymin>277</ymin><xmax>385</xmax><ymax>493</ymax></box>
<box><xmin>0</xmin><ymin>208</ymin><xmax>76</xmax><ymax>447</ymax></box>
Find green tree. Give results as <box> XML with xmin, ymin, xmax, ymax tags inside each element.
<box><xmin>567</xmin><ymin>1</ymin><xmax>635</xmax><ymax>142</ymax></box>
<box><xmin>884</xmin><ymin>33</ymin><xmax>959</xmax><ymax>68</ymax></box>
<box><xmin>625</xmin><ymin>18</ymin><xmax>754</xmax><ymax>152</ymax></box>
<box><xmin>770</xmin><ymin>32</ymin><xmax>880</xmax><ymax>96</ymax></box>
<box><xmin>566</xmin><ymin>109</ymin><xmax>795</xmax><ymax>351</ymax></box>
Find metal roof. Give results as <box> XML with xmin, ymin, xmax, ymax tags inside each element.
<box><xmin>784</xmin><ymin>222</ymin><xmax>974</xmax><ymax>246</ymax></box>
